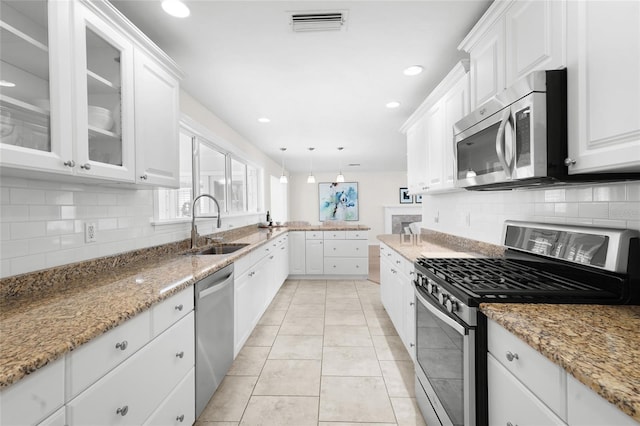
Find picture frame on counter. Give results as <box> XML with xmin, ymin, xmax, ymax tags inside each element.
<box><xmin>399</xmin><ymin>187</ymin><xmax>413</xmax><ymax>204</ymax></box>
<box><xmin>319</xmin><ymin>182</ymin><xmax>359</xmax><ymax>221</ymax></box>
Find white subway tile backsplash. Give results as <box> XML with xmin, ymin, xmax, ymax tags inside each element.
<box><xmin>0</xmin><ymin>223</ymin><xmax>9</xmax><ymax>241</ymax></box>
<box><xmin>1</xmin><ymin>206</ymin><xmax>29</xmax><ymax>222</ymax></box>
<box><xmin>45</xmin><ymin>191</ymin><xmax>74</xmax><ymax>205</ymax></box>
<box><xmin>60</xmin><ymin>206</ymin><xmax>77</xmax><ymax>219</ymax></box>
<box><xmin>544</xmin><ymin>189</ymin><xmax>566</xmax><ymax>202</ymax></box>
<box><xmin>28</xmin><ymin>236</ymin><xmax>61</xmax><ymax>255</ymax></box>
<box><xmin>98</xmin><ymin>218</ymin><xmax>118</xmax><ymax>230</ymax></box>
<box><xmin>46</xmin><ymin>220</ymin><xmax>75</xmax><ymax>236</ymax></box>
<box><xmin>534</xmin><ymin>203</ymin><xmax>555</xmax><ymax>216</ymax></box>
<box><xmin>565</xmin><ymin>187</ymin><xmax>593</xmax><ymax>202</ymax></box>
<box><xmin>592</xmin><ymin>219</ymin><xmax>628</xmax><ymax>229</ymax></box>
<box><xmin>626</xmin><ymin>221</ymin><xmax>640</xmax><ymax>232</ymax></box>
<box><xmin>11</xmin><ymin>254</ymin><xmax>47</xmax><ymax>275</ymax></box>
<box><xmin>74</xmin><ymin>192</ymin><xmax>98</xmax><ymax>205</ymax></box>
<box><xmin>609</xmin><ymin>203</ymin><xmax>640</xmax><ymax>221</ymax></box>
<box><xmin>1</xmin><ymin>240</ymin><xmax>29</xmax><ymax>258</ymax></box>
<box><xmin>0</xmin><ymin>187</ymin><xmax>9</xmax><ymax>202</ymax></box>
<box><xmin>0</xmin><ymin>259</ymin><xmax>11</xmax><ymax>278</ymax></box>
<box><xmin>11</xmin><ymin>222</ymin><xmax>46</xmax><ymax>240</ymax></box>
<box><xmin>593</xmin><ymin>185</ymin><xmax>626</xmax><ymax>202</ymax></box>
<box><xmin>98</xmin><ymin>193</ymin><xmax>118</xmax><ymax>205</ymax></box>
<box><xmin>9</xmin><ymin>188</ymin><xmax>45</xmax><ymax>205</ymax></box>
<box><xmin>29</xmin><ymin>205</ymin><xmax>61</xmax><ymax>221</ymax></box>
<box><xmin>60</xmin><ymin>233</ymin><xmax>85</xmax><ymax>249</ymax></box>
<box><xmin>578</xmin><ymin>202</ymin><xmax>609</xmax><ymax>218</ymax></box>
<box><xmin>626</xmin><ymin>182</ymin><xmax>640</xmax><ymax>201</ymax></box>
<box><xmin>554</xmin><ymin>203</ymin><xmax>579</xmax><ymax>217</ymax></box>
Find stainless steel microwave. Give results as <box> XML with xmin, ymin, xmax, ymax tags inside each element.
<box><xmin>454</xmin><ymin>69</ymin><xmax>568</xmax><ymax>190</ymax></box>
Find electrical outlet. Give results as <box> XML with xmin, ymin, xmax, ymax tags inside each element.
<box><xmin>85</xmin><ymin>222</ymin><xmax>97</xmax><ymax>243</ymax></box>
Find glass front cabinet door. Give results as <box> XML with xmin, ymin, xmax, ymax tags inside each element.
<box><xmin>0</xmin><ymin>0</ymin><xmax>74</xmax><ymax>173</ymax></box>
<box><xmin>73</xmin><ymin>2</ymin><xmax>135</xmax><ymax>182</ymax></box>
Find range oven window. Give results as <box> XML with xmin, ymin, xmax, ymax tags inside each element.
<box><xmin>416</xmin><ymin>293</ymin><xmax>467</xmax><ymax>426</ymax></box>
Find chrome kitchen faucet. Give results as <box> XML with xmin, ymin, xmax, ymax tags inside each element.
<box><xmin>191</xmin><ymin>194</ymin><xmax>222</xmax><ymax>248</ymax></box>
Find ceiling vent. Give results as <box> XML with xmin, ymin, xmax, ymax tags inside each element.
<box><xmin>290</xmin><ymin>11</ymin><xmax>347</xmax><ymax>32</ymax></box>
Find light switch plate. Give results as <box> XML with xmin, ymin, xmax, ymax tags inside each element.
<box><xmin>85</xmin><ymin>222</ymin><xmax>97</xmax><ymax>243</ymax></box>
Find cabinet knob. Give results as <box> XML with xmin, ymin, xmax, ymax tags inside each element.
<box><xmin>176</xmin><ymin>414</ymin><xmax>185</xmax><ymax>422</ymax></box>
<box><xmin>564</xmin><ymin>157</ymin><xmax>576</xmax><ymax>166</ymax></box>
<box><xmin>80</xmin><ymin>163</ymin><xmax>91</xmax><ymax>170</ymax></box>
<box><xmin>63</xmin><ymin>160</ymin><xmax>75</xmax><ymax>168</ymax></box>
<box><xmin>410</xmin><ymin>343</ymin><xmax>415</xmax><ymax>347</ymax></box>
<box><xmin>140</xmin><ymin>174</ymin><xmax>148</xmax><ymax>180</ymax></box>
<box><xmin>269</xmin><ymin>255</ymin><xmax>274</xmax><ymax>259</ymax></box>
<box><xmin>115</xmin><ymin>340</ymin><xmax>128</xmax><ymax>351</ymax></box>
<box><xmin>116</xmin><ymin>406</ymin><xmax>129</xmax><ymax>416</ymax></box>
<box><xmin>176</xmin><ymin>351</ymin><xmax>184</xmax><ymax>358</ymax></box>
<box><xmin>507</xmin><ymin>422</ymin><xmax>518</xmax><ymax>426</ymax></box>
<box><xmin>396</xmin><ymin>260</ymin><xmax>401</xmax><ymax>264</ymax></box>
<box><xmin>175</xmin><ymin>304</ymin><xmax>184</xmax><ymax>311</ymax></box>
<box><xmin>410</xmin><ymin>302</ymin><xmax>415</xmax><ymax>306</ymax></box>
<box><xmin>506</xmin><ymin>351</ymin><xmax>519</xmax><ymax>362</ymax></box>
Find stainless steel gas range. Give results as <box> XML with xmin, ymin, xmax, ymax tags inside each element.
<box><xmin>412</xmin><ymin>221</ymin><xmax>640</xmax><ymax>426</ymax></box>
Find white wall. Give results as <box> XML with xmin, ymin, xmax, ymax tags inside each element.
<box><xmin>0</xmin><ymin>90</ymin><xmax>283</xmax><ymax>278</ymax></box>
<box><xmin>420</xmin><ymin>181</ymin><xmax>640</xmax><ymax>244</ymax></box>
<box><xmin>288</xmin><ymin>171</ymin><xmax>408</xmax><ymax>244</ymax></box>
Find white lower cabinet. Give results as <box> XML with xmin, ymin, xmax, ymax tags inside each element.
<box><xmin>38</xmin><ymin>407</ymin><xmax>65</xmax><ymax>426</ymax></box>
<box><xmin>488</xmin><ymin>354</ymin><xmax>567</xmax><ymax>426</ymax></box>
<box><xmin>66</xmin><ymin>312</ymin><xmax>194</xmax><ymax>425</ymax></box>
<box><xmin>295</xmin><ymin>230</ymin><xmax>368</xmax><ymax>277</ymax></box>
<box><xmin>567</xmin><ymin>374</ymin><xmax>639</xmax><ymax>426</ymax></box>
<box><xmin>379</xmin><ymin>243</ymin><xmax>415</xmax><ymax>359</ymax></box>
<box><xmin>0</xmin><ymin>357</ymin><xmax>64</xmax><ymax>426</ymax></box>
<box><xmin>288</xmin><ymin>231</ymin><xmax>306</xmax><ymax>275</ymax></box>
<box><xmin>143</xmin><ymin>367</ymin><xmax>195</xmax><ymax>426</ymax></box>
<box><xmin>305</xmin><ymin>239</ymin><xmax>324</xmax><ymax>275</ymax></box>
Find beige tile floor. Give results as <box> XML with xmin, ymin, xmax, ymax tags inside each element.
<box><xmin>195</xmin><ymin>279</ymin><xmax>426</xmax><ymax>426</ymax></box>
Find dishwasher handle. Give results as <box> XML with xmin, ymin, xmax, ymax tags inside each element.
<box><xmin>198</xmin><ymin>272</ymin><xmax>233</xmax><ymax>300</ymax></box>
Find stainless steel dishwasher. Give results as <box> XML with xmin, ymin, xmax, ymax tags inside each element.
<box><xmin>195</xmin><ymin>263</ymin><xmax>234</xmax><ymax>418</ymax></box>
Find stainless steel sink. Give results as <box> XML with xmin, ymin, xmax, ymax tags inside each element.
<box><xmin>192</xmin><ymin>243</ymin><xmax>250</xmax><ymax>255</ymax></box>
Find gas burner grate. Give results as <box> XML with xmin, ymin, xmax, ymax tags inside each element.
<box><xmin>415</xmin><ymin>257</ymin><xmax>615</xmax><ymax>300</ymax></box>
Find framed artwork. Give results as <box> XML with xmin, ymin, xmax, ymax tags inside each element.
<box><xmin>399</xmin><ymin>187</ymin><xmax>413</xmax><ymax>204</ymax></box>
<box><xmin>319</xmin><ymin>182</ymin><xmax>359</xmax><ymax>221</ymax></box>
<box><xmin>415</xmin><ymin>194</ymin><xmax>423</xmax><ymax>204</ymax></box>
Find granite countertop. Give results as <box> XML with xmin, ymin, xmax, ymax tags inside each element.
<box><xmin>482</xmin><ymin>303</ymin><xmax>640</xmax><ymax>422</ymax></box>
<box><xmin>0</xmin><ymin>224</ymin><xmax>373</xmax><ymax>389</ymax></box>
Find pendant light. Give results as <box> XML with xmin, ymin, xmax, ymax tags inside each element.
<box><xmin>336</xmin><ymin>147</ymin><xmax>345</xmax><ymax>183</ymax></box>
<box><xmin>279</xmin><ymin>147</ymin><xmax>288</xmax><ymax>184</ymax></box>
<box><xmin>307</xmin><ymin>147</ymin><xmax>316</xmax><ymax>183</ymax></box>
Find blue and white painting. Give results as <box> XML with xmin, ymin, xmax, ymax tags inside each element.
<box><xmin>319</xmin><ymin>182</ymin><xmax>359</xmax><ymax>221</ymax></box>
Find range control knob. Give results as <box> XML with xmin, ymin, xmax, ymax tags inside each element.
<box><xmin>427</xmin><ymin>280</ymin><xmax>437</xmax><ymax>295</ymax></box>
<box><xmin>445</xmin><ymin>299</ymin><xmax>458</xmax><ymax>313</ymax></box>
<box><xmin>438</xmin><ymin>292</ymin><xmax>448</xmax><ymax>305</ymax></box>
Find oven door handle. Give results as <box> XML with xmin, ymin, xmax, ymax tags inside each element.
<box><xmin>415</xmin><ymin>288</ymin><xmax>466</xmax><ymax>335</ymax></box>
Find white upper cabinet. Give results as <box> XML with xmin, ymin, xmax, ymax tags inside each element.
<box><xmin>460</xmin><ymin>0</ymin><xmax>566</xmax><ymax>109</ymax></box>
<box><xmin>0</xmin><ymin>0</ymin><xmax>183</xmax><ymax>186</ymax></box>
<box><xmin>403</xmin><ymin>61</ymin><xmax>469</xmax><ymax>194</ymax></box>
<box><xmin>405</xmin><ymin>116</ymin><xmax>428</xmax><ymax>194</ymax></box>
<box><xmin>0</xmin><ymin>0</ymin><xmax>74</xmax><ymax>174</ymax></box>
<box><xmin>565</xmin><ymin>0</ymin><xmax>640</xmax><ymax>173</ymax></box>
<box><xmin>134</xmin><ymin>48</ymin><xmax>180</xmax><ymax>187</ymax></box>
<box><xmin>73</xmin><ymin>2</ymin><xmax>136</xmax><ymax>182</ymax></box>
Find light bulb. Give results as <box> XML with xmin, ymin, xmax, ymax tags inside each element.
<box><xmin>307</xmin><ymin>174</ymin><xmax>316</xmax><ymax>184</ymax></box>
<box><xmin>161</xmin><ymin>0</ymin><xmax>190</xmax><ymax>18</ymax></box>
<box><xmin>336</xmin><ymin>172</ymin><xmax>345</xmax><ymax>183</ymax></box>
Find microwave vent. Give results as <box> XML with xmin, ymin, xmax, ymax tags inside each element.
<box><xmin>290</xmin><ymin>11</ymin><xmax>347</xmax><ymax>32</ymax></box>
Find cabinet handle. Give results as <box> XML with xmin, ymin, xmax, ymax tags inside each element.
<box><xmin>410</xmin><ymin>343</ymin><xmax>415</xmax><ymax>347</ymax></box>
<box><xmin>176</xmin><ymin>351</ymin><xmax>184</xmax><ymax>358</ymax></box>
<box><xmin>176</xmin><ymin>414</ymin><xmax>185</xmax><ymax>422</ymax></box>
<box><xmin>269</xmin><ymin>255</ymin><xmax>274</xmax><ymax>259</ymax></box>
<box><xmin>280</xmin><ymin>246</ymin><xmax>285</xmax><ymax>250</ymax></box>
<box><xmin>115</xmin><ymin>340</ymin><xmax>128</xmax><ymax>351</ymax></box>
<box><xmin>249</xmin><ymin>271</ymin><xmax>255</xmax><ymax>277</ymax></box>
<box><xmin>410</xmin><ymin>271</ymin><xmax>415</xmax><ymax>276</ymax></box>
<box><xmin>333</xmin><ymin>248</ymin><xmax>336</xmax><ymax>251</ymax></box>
<box><xmin>175</xmin><ymin>304</ymin><xmax>184</xmax><ymax>311</ymax></box>
<box><xmin>140</xmin><ymin>174</ymin><xmax>148</xmax><ymax>180</ymax></box>
<box><xmin>116</xmin><ymin>406</ymin><xmax>129</xmax><ymax>416</ymax></box>
<box><xmin>410</xmin><ymin>302</ymin><xmax>415</xmax><ymax>306</ymax></box>
<box><xmin>506</xmin><ymin>351</ymin><xmax>519</xmax><ymax>362</ymax></box>
<box><xmin>396</xmin><ymin>260</ymin><xmax>401</xmax><ymax>264</ymax></box>
<box><xmin>564</xmin><ymin>158</ymin><xmax>576</xmax><ymax>167</ymax></box>
<box><xmin>80</xmin><ymin>163</ymin><xmax>91</xmax><ymax>170</ymax></box>
<box><xmin>63</xmin><ymin>160</ymin><xmax>75</xmax><ymax>168</ymax></box>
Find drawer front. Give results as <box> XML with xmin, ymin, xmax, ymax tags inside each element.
<box><xmin>38</xmin><ymin>406</ymin><xmax>65</xmax><ymax>426</ymax></box>
<box><xmin>234</xmin><ymin>249</ymin><xmax>257</xmax><ymax>276</ymax></box>
<box><xmin>323</xmin><ymin>230</ymin><xmax>346</xmax><ymax>240</ymax></box>
<box><xmin>152</xmin><ymin>287</ymin><xmax>194</xmax><ymax>336</ymax></box>
<box><xmin>323</xmin><ymin>257</ymin><xmax>368</xmax><ymax>275</ymax></box>
<box><xmin>0</xmin><ymin>358</ymin><xmax>64</xmax><ymax>426</ymax></box>
<box><xmin>305</xmin><ymin>231</ymin><xmax>323</xmax><ymax>240</ymax></box>
<box><xmin>324</xmin><ymin>239</ymin><xmax>368</xmax><ymax>257</ymax></box>
<box><xmin>68</xmin><ymin>309</ymin><xmax>152</xmax><ymax>398</ymax></box>
<box><xmin>345</xmin><ymin>230</ymin><xmax>367</xmax><ymax>240</ymax></box>
<box><xmin>488</xmin><ymin>354</ymin><xmax>567</xmax><ymax>426</ymax></box>
<box><xmin>143</xmin><ymin>368</ymin><xmax>195</xmax><ymax>426</ymax></box>
<box><xmin>67</xmin><ymin>312</ymin><xmax>194</xmax><ymax>426</ymax></box>
<box><xmin>487</xmin><ymin>319</ymin><xmax>567</xmax><ymax>419</ymax></box>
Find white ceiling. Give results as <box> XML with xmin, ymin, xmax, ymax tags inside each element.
<box><xmin>110</xmin><ymin>0</ymin><xmax>492</xmax><ymax>173</ymax></box>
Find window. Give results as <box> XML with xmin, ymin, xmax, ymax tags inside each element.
<box><xmin>154</xmin><ymin>122</ymin><xmax>263</xmax><ymax>223</ymax></box>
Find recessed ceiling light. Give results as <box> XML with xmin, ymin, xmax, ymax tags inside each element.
<box><xmin>161</xmin><ymin>0</ymin><xmax>190</xmax><ymax>18</ymax></box>
<box><xmin>386</xmin><ymin>101</ymin><xmax>401</xmax><ymax>109</ymax></box>
<box><xmin>0</xmin><ymin>80</ymin><xmax>16</xmax><ymax>87</ymax></box>
<box><xmin>258</xmin><ymin>117</ymin><xmax>271</xmax><ymax>123</ymax></box>
<box><xmin>403</xmin><ymin>65</ymin><xmax>424</xmax><ymax>76</ymax></box>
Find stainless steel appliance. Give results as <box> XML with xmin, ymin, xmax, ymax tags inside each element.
<box><xmin>454</xmin><ymin>69</ymin><xmax>639</xmax><ymax>190</ymax></box>
<box><xmin>195</xmin><ymin>264</ymin><xmax>234</xmax><ymax>418</ymax></box>
<box><xmin>413</xmin><ymin>221</ymin><xmax>639</xmax><ymax>426</ymax></box>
